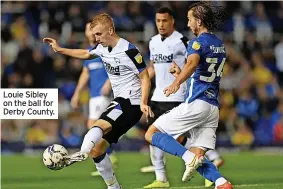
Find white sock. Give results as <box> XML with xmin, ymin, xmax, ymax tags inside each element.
<box><xmin>215</xmin><ymin>177</ymin><xmax>227</xmax><ymax>186</ymax></box>
<box><xmin>80</xmin><ymin>127</ymin><xmax>103</xmax><ymax>153</ymax></box>
<box><xmin>181</xmin><ymin>150</ymin><xmax>196</xmax><ymax>163</ymax></box>
<box><xmin>95</xmin><ymin>154</ymin><xmax>120</xmax><ymax>189</ymax></box>
<box><xmin>149</xmin><ymin>145</ymin><xmax>167</xmax><ymax>182</ymax></box>
<box><xmin>205</xmin><ymin>150</ymin><xmax>220</xmax><ymax>162</ymax></box>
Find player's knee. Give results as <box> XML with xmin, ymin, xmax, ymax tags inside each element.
<box><xmin>177</xmin><ymin>135</ymin><xmax>187</xmax><ymax>145</ymax></box>
<box><xmin>90</xmin><ymin>119</ymin><xmax>112</xmax><ymax>134</ymax></box>
<box><xmin>87</xmin><ymin>119</ymin><xmax>97</xmax><ymax>130</ymax></box>
<box><xmin>145</xmin><ymin>131</ymin><xmax>153</xmax><ymax>143</ymax></box>
<box><xmin>145</xmin><ymin>125</ymin><xmax>159</xmax><ymax>143</ymax></box>
<box><xmin>190</xmin><ymin>147</ymin><xmax>206</xmax><ymax>156</ymax></box>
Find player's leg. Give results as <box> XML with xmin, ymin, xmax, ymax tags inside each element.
<box><xmin>145</xmin><ymin>101</ymin><xmax>232</xmax><ymax>188</ymax></box>
<box><xmin>145</xmin><ymin>122</ymin><xmax>203</xmax><ymax>179</ymax></box>
<box><xmin>143</xmin><ymin>135</ymin><xmax>185</xmax><ymax>189</ymax></box>
<box><xmin>145</xmin><ymin>103</ymin><xmax>206</xmax><ymax>181</ymax></box>
<box><xmin>80</xmin><ymin>97</ymin><xmax>112</xmax><ymax>154</ymax></box>
<box><xmin>184</xmin><ymin>130</ymin><xmax>224</xmax><ymax>187</ymax></box>
<box><xmin>89</xmin><ymin>106</ymin><xmax>142</xmax><ymax>189</ymax></box>
<box><xmin>206</xmin><ymin>150</ymin><xmax>224</xmax><ymax>169</ymax></box>
<box><xmin>188</xmin><ymin>127</ymin><xmax>232</xmax><ymax>189</ymax></box>
<box><xmin>183</xmin><ymin>101</ymin><xmax>232</xmax><ymax>189</ymax></box>
<box><xmin>143</xmin><ymin>101</ymin><xmax>167</xmax><ymax>187</ymax></box>
<box><xmin>88</xmin><ymin>96</ymin><xmax>117</xmax><ymax>176</ymax></box>
<box><xmin>90</xmin><ymin>138</ymin><xmax>121</xmax><ymax>189</ymax></box>
<box><xmin>143</xmin><ymin>101</ymin><xmax>181</xmax><ymax>188</ymax></box>
<box><xmin>89</xmin><ymin>133</ymin><xmax>117</xmax><ymax>177</ymax></box>
<box><xmin>139</xmin><ymin>112</ymin><xmax>156</xmax><ymax>173</ymax></box>
<box><xmin>140</xmin><ymin>101</ymin><xmax>161</xmax><ymax>174</ymax></box>
<box><xmin>204</xmin><ymin>150</ymin><xmax>224</xmax><ymax>187</ymax></box>
<box><xmin>66</xmin><ymin>98</ymin><xmax>142</xmax><ymax>189</ymax></box>
<box><xmin>64</xmin><ymin>99</ymin><xmax>122</xmax><ymax>164</ymax></box>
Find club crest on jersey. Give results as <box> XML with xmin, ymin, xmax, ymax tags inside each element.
<box><xmin>192</xmin><ymin>41</ymin><xmax>201</xmax><ymax>50</ymax></box>
<box><xmin>134</xmin><ymin>53</ymin><xmax>143</xmax><ymax>64</ymax></box>
<box><xmin>114</xmin><ymin>58</ymin><xmax>121</xmax><ymax>64</ymax></box>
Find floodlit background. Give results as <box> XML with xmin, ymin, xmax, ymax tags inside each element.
<box><xmin>1</xmin><ymin>1</ymin><xmax>283</xmax><ymax>189</ymax></box>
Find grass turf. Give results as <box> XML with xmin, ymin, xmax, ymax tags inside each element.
<box><xmin>2</xmin><ymin>152</ymin><xmax>283</xmax><ymax>189</ymax></box>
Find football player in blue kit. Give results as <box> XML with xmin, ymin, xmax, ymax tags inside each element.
<box><xmin>145</xmin><ymin>2</ymin><xmax>233</xmax><ymax>189</ymax></box>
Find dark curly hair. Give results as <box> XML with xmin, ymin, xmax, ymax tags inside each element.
<box><xmin>188</xmin><ymin>2</ymin><xmax>226</xmax><ymax>32</ymax></box>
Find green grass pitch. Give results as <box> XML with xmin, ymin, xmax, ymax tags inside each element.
<box><xmin>2</xmin><ymin>152</ymin><xmax>283</xmax><ymax>189</ymax></box>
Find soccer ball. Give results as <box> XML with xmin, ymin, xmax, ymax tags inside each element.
<box><xmin>43</xmin><ymin>144</ymin><xmax>68</xmax><ymax>170</ymax></box>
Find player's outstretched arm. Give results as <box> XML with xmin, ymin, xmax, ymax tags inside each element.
<box><xmin>71</xmin><ymin>67</ymin><xmax>90</xmax><ymax>110</ymax></box>
<box><xmin>164</xmin><ymin>54</ymin><xmax>200</xmax><ymax>96</ymax></box>
<box><xmin>43</xmin><ymin>37</ymin><xmax>98</xmax><ymax>60</ymax></box>
<box><xmin>139</xmin><ymin>68</ymin><xmax>154</xmax><ymax>121</ymax></box>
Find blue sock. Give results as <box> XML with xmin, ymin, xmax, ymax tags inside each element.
<box><xmin>197</xmin><ymin>158</ymin><xmax>222</xmax><ymax>182</ymax></box>
<box><xmin>151</xmin><ymin>132</ymin><xmax>187</xmax><ymax>157</ymax></box>
<box><xmin>106</xmin><ymin>147</ymin><xmax>113</xmax><ymax>155</ymax></box>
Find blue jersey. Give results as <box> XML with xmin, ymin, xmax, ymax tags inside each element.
<box><xmin>185</xmin><ymin>33</ymin><xmax>226</xmax><ymax>107</ymax></box>
<box><xmin>83</xmin><ymin>49</ymin><xmax>108</xmax><ymax>98</ymax></box>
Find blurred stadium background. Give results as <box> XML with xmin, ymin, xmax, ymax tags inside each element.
<box><xmin>1</xmin><ymin>1</ymin><xmax>283</xmax><ymax>189</ymax></box>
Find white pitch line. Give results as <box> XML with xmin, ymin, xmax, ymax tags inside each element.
<box><xmin>134</xmin><ymin>183</ymin><xmax>279</xmax><ymax>189</ymax></box>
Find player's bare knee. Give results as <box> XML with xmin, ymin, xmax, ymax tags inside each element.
<box><xmin>145</xmin><ymin>131</ymin><xmax>152</xmax><ymax>143</ymax></box>
<box><xmin>90</xmin><ymin>119</ymin><xmax>112</xmax><ymax>134</ymax></box>
<box><xmin>87</xmin><ymin>119</ymin><xmax>97</xmax><ymax>130</ymax></box>
<box><xmin>176</xmin><ymin>135</ymin><xmax>185</xmax><ymax>144</ymax></box>
<box><xmin>145</xmin><ymin>125</ymin><xmax>160</xmax><ymax>143</ymax></box>
<box><xmin>190</xmin><ymin>147</ymin><xmax>206</xmax><ymax>156</ymax></box>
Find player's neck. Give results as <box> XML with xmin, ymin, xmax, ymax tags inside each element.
<box><xmin>197</xmin><ymin>28</ymin><xmax>209</xmax><ymax>37</ymax></box>
<box><xmin>161</xmin><ymin>29</ymin><xmax>175</xmax><ymax>39</ymax></box>
<box><xmin>108</xmin><ymin>35</ymin><xmax>120</xmax><ymax>48</ymax></box>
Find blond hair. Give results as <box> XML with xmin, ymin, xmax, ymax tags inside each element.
<box><xmin>90</xmin><ymin>13</ymin><xmax>115</xmax><ymax>31</ymax></box>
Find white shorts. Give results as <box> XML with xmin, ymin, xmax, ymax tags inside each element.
<box><xmin>153</xmin><ymin>99</ymin><xmax>219</xmax><ymax>150</ymax></box>
<box><xmin>89</xmin><ymin>96</ymin><xmax>112</xmax><ymax>120</ymax></box>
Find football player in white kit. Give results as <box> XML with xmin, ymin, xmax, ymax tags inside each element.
<box><xmin>70</xmin><ymin>21</ymin><xmax>118</xmax><ymax>177</ymax></box>
<box><xmin>141</xmin><ymin>7</ymin><xmax>188</xmax><ymax>188</ymax></box>
<box><xmin>145</xmin><ymin>2</ymin><xmax>233</xmax><ymax>189</ymax></box>
<box><xmin>44</xmin><ymin>13</ymin><xmax>154</xmax><ymax>189</ymax></box>
<box><xmin>142</xmin><ymin>7</ymin><xmax>224</xmax><ymax>189</ymax></box>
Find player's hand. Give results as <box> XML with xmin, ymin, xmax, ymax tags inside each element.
<box><xmin>71</xmin><ymin>94</ymin><xmax>80</xmax><ymax>110</ymax></box>
<box><xmin>169</xmin><ymin>61</ymin><xmax>181</xmax><ymax>78</ymax></box>
<box><xmin>140</xmin><ymin>104</ymin><xmax>154</xmax><ymax>123</ymax></box>
<box><xmin>43</xmin><ymin>37</ymin><xmax>61</xmax><ymax>52</ymax></box>
<box><xmin>164</xmin><ymin>82</ymin><xmax>180</xmax><ymax>97</ymax></box>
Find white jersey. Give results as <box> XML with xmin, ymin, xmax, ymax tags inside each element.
<box><xmin>89</xmin><ymin>38</ymin><xmax>146</xmax><ymax>105</ymax></box>
<box><xmin>149</xmin><ymin>31</ymin><xmax>188</xmax><ymax>102</ymax></box>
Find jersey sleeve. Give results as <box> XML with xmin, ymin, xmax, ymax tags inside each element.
<box><xmin>83</xmin><ymin>60</ymin><xmax>88</xmax><ymax>68</ymax></box>
<box><xmin>125</xmin><ymin>48</ymin><xmax>147</xmax><ymax>74</ymax></box>
<box><xmin>89</xmin><ymin>44</ymin><xmax>101</xmax><ymax>56</ymax></box>
<box><xmin>187</xmin><ymin>38</ymin><xmax>203</xmax><ymax>56</ymax></box>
